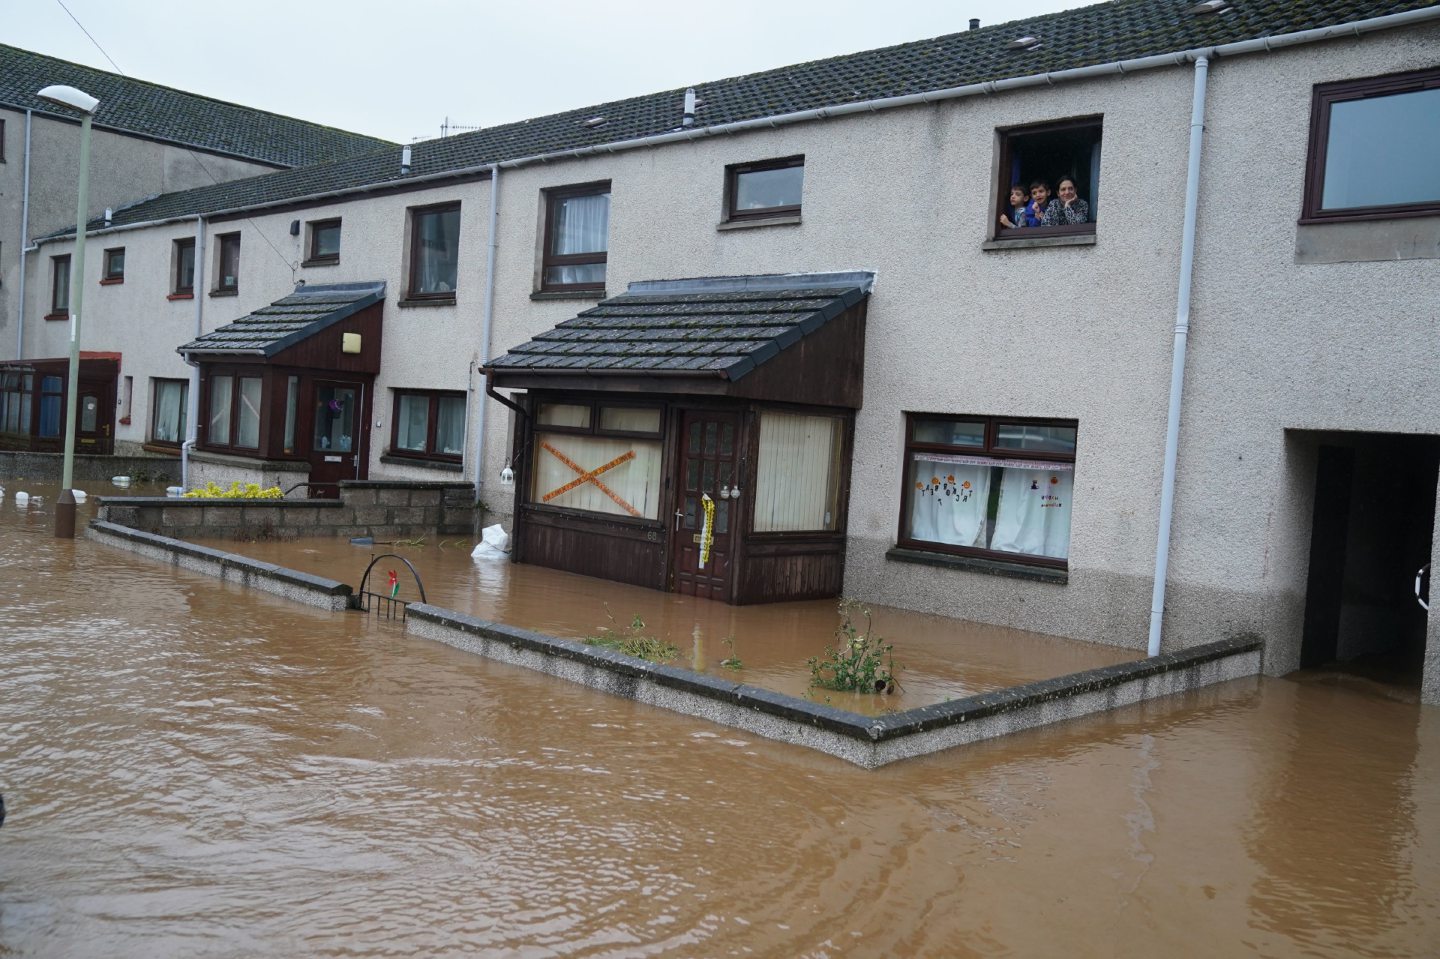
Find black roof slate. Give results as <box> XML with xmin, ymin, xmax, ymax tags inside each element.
<box><xmin>44</xmin><ymin>0</ymin><xmax>1438</xmax><ymax>235</ymax></box>
<box><xmin>177</xmin><ymin>282</ymin><xmax>385</xmax><ymax>357</ymax></box>
<box><xmin>1</xmin><ymin>43</ymin><xmax>393</xmax><ymax>168</ymax></box>
<box><xmin>487</xmin><ymin>275</ymin><xmax>871</xmax><ymax>381</ymax></box>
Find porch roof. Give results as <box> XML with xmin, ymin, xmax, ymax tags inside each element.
<box><xmin>177</xmin><ymin>282</ymin><xmax>385</xmax><ymax>359</ymax></box>
<box><xmin>487</xmin><ymin>272</ymin><xmax>873</xmax><ymax>389</ymax></box>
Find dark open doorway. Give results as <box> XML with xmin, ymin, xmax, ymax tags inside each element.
<box><xmin>1300</xmin><ymin>432</ymin><xmax>1437</xmax><ymax>687</ymax></box>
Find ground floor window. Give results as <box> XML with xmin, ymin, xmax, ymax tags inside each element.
<box><xmin>38</xmin><ymin>376</ymin><xmax>63</xmax><ymax>438</ymax></box>
<box><xmin>753</xmin><ymin>411</ymin><xmax>845</xmax><ymax>532</ymax></box>
<box><xmin>0</xmin><ymin>371</ymin><xmax>34</xmax><ymax>436</ymax></box>
<box><xmin>527</xmin><ymin>400</ymin><xmax>664</xmax><ymax>520</ymax></box>
<box><xmin>900</xmin><ymin>414</ymin><xmax>1076</xmax><ymax>566</ymax></box>
<box><xmin>392</xmin><ymin>390</ymin><xmax>466</xmax><ymax>461</ymax></box>
<box><xmin>150</xmin><ymin>379</ymin><xmax>188</xmax><ymax>446</ymax></box>
<box><xmin>206</xmin><ymin>374</ymin><xmax>261</xmax><ymax>450</ymax></box>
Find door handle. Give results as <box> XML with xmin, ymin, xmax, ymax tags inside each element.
<box><xmin>675</xmin><ymin>510</ymin><xmax>683</xmax><ymax>531</ymax></box>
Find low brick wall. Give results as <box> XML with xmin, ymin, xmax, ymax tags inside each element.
<box><xmin>0</xmin><ymin>451</ymin><xmax>180</xmax><ymax>485</ymax></box>
<box><xmin>87</xmin><ymin>521</ymin><xmax>353</xmax><ymax>611</ymax></box>
<box><xmin>406</xmin><ymin>605</ymin><xmax>1265</xmax><ymax>768</ymax></box>
<box><xmin>96</xmin><ymin>480</ymin><xmax>476</xmax><ymax>541</ymax></box>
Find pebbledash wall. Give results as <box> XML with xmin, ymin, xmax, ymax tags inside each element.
<box><xmin>17</xmin><ymin>21</ymin><xmax>1440</xmax><ymax>702</ymax></box>
<box><xmin>97</xmin><ymin>481</ymin><xmax>476</xmax><ymax>541</ymax></box>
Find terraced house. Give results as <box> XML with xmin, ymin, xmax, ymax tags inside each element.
<box><xmin>7</xmin><ymin>0</ymin><xmax>1440</xmax><ymax>702</ymax></box>
<box><xmin>0</xmin><ymin>43</ymin><xmax>392</xmax><ymax>456</ymax></box>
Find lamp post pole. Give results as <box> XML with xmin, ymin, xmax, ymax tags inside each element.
<box><xmin>38</xmin><ymin>85</ymin><xmax>98</xmax><ymax>539</ymax></box>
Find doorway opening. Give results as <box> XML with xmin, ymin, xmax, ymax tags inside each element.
<box><xmin>1299</xmin><ymin>431</ymin><xmax>1437</xmax><ymax>688</ymax></box>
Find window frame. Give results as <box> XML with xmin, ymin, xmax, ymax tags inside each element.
<box><xmin>991</xmin><ymin>116</ymin><xmax>1102</xmax><ymax>241</ymax></box>
<box><xmin>305</xmin><ymin>218</ymin><xmax>341</xmax><ymax>265</ymax></box>
<box><xmin>389</xmin><ymin>389</ymin><xmax>467</xmax><ymax>463</ymax></box>
<box><xmin>897</xmin><ymin>412</ymin><xmax>1077</xmax><ymax>570</ymax></box>
<box><xmin>49</xmin><ymin>254</ymin><xmax>71</xmax><ymax>317</ymax></box>
<box><xmin>201</xmin><ymin>370</ymin><xmax>264</xmax><ymax>453</ymax></box>
<box><xmin>148</xmin><ymin>378</ymin><xmax>189</xmax><ymax>448</ymax></box>
<box><xmin>101</xmin><ymin>247</ymin><xmax>125</xmax><ymax>284</ymax></box>
<box><xmin>214</xmin><ymin>232</ymin><xmax>241</xmax><ymax>294</ymax></box>
<box><xmin>173</xmin><ymin>238</ymin><xmax>196</xmax><ymax>296</ymax></box>
<box><xmin>1301</xmin><ymin>67</ymin><xmax>1440</xmax><ymax>224</ymax></box>
<box><xmin>526</xmin><ymin>397</ymin><xmax>665</xmax><ymax>523</ymax></box>
<box><xmin>724</xmin><ymin>155</ymin><xmax>804</xmax><ymax>222</ymax></box>
<box><xmin>540</xmin><ymin>182</ymin><xmax>611</xmax><ymax>294</ymax></box>
<box><xmin>406</xmin><ymin>201</ymin><xmax>461</xmax><ymax>301</ymax></box>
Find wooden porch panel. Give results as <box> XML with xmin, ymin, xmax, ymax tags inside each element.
<box><xmin>726</xmin><ymin>299</ymin><xmax>867</xmax><ymax>408</ymax></box>
<box><xmin>515</xmin><ymin>507</ymin><xmax>667</xmax><ymax>591</ymax></box>
<box><xmin>735</xmin><ymin>535</ymin><xmax>847</xmax><ymax>604</ymax></box>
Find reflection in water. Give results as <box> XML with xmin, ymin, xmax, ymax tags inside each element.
<box><xmin>0</xmin><ymin>485</ymin><xmax>1437</xmax><ymax>956</ymax></box>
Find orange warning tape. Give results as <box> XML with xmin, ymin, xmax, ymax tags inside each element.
<box><xmin>540</xmin><ymin>443</ymin><xmax>641</xmax><ymax>517</ymax></box>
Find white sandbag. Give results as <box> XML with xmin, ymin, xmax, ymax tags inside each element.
<box><xmin>470</xmin><ymin>524</ymin><xmax>511</xmax><ymax>558</ymax></box>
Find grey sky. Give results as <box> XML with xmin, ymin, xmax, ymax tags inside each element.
<box><xmin>9</xmin><ymin>0</ymin><xmax>1092</xmax><ymax>144</ymax></box>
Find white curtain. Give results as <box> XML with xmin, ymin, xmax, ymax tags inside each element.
<box><xmin>990</xmin><ymin>464</ymin><xmax>1074</xmax><ymax>559</ymax></box>
<box><xmin>553</xmin><ymin>193</ymin><xmax>609</xmax><ymax>254</ymax></box>
<box><xmin>209</xmin><ymin>376</ymin><xmax>232</xmax><ymax>444</ymax></box>
<box><xmin>754</xmin><ymin>412</ymin><xmax>842</xmax><ymax>532</ymax></box>
<box><xmin>153</xmin><ymin>380</ymin><xmax>186</xmax><ymax>444</ymax></box>
<box><xmin>436</xmin><ymin>396</ymin><xmax>465</xmax><ymax>455</ymax></box>
<box><xmin>236</xmin><ymin>377</ymin><xmax>262</xmax><ymax>448</ymax></box>
<box><xmin>397</xmin><ymin>394</ymin><xmax>429</xmax><ymax>451</ymax></box>
<box><xmin>417</xmin><ymin>208</ymin><xmax>460</xmax><ymax>293</ymax></box>
<box><xmin>907</xmin><ymin>456</ymin><xmax>991</xmax><ymax>548</ymax></box>
<box><xmin>532</xmin><ymin>432</ymin><xmax>661</xmax><ymax>520</ymax></box>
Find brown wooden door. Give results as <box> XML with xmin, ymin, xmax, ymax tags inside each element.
<box><xmin>307</xmin><ymin>380</ymin><xmax>365</xmax><ymax>497</ymax></box>
<box><xmin>76</xmin><ymin>374</ymin><xmax>115</xmax><ymax>455</ymax></box>
<box><xmin>673</xmin><ymin>410</ymin><xmax>740</xmax><ymax>600</ymax></box>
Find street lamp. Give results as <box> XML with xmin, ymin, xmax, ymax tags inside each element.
<box><xmin>37</xmin><ymin>84</ymin><xmax>100</xmax><ymax>539</ymax></box>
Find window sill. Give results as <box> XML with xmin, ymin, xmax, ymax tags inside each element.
<box><xmin>209</xmin><ymin>288</ymin><xmax>238</xmax><ymax>298</ymax></box>
<box><xmin>717</xmin><ymin>214</ymin><xmax>802</xmax><ymax>231</ymax></box>
<box><xmin>99</xmin><ymin>276</ymin><xmax>124</xmax><ymax>286</ymax></box>
<box><xmin>530</xmin><ymin>289</ymin><xmax>606</xmax><ymax>302</ymax></box>
<box><xmin>167</xmin><ymin>292</ymin><xmax>194</xmax><ymax>301</ymax></box>
<box><xmin>380</xmin><ymin>453</ymin><xmax>463</xmax><ymax>472</ymax></box>
<box><xmin>982</xmin><ymin>233</ymin><xmax>1096</xmax><ymax>252</ymax></box>
<box><xmin>398</xmin><ymin>296</ymin><xmax>456</xmax><ymax>308</ymax></box>
<box><xmin>301</xmin><ymin>257</ymin><xmax>339</xmax><ymax>268</ymax></box>
<box><xmin>44</xmin><ymin>311</ymin><xmax>67</xmax><ymax>322</ymax></box>
<box><xmin>885</xmin><ymin>546</ymin><xmax>1068</xmax><ymax>585</ymax></box>
<box><xmin>1295</xmin><ymin>215</ymin><xmax>1440</xmax><ymax>264</ymax></box>
<box><xmin>141</xmin><ymin>442</ymin><xmax>183</xmax><ymax>455</ymax></box>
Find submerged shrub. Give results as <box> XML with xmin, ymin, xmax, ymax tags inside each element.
<box><xmin>808</xmin><ymin>599</ymin><xmax>898</xmax><ymax>694</ymax></box>
<box><xmin>584</xmin><ymin>612</ymin><xmax>679</xmax><ymax>665</ymax></box>
<box><xmin>183</xmin><ymin>481</ymin><xmax>283</xmax><ymax>500</ymax></box>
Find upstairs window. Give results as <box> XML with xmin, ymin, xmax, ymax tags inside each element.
<box><xmin>215</xmin><ymin>233</ymin><xmax>241</xmax><ymax>293</ymax></box>
<box><xmin>899</xmin><ymin>414</ymin><xmax>1076</xmax><ymax>568</ymax></box>
<box><xmin>306</xmin><ymin>218</ymin><xmax>341</xmax><ymax>265</ymax></box>
<box><xmin>1303</xmin><ymin>68</ymin><xmax>1440</xmax><ymax>222</ymax></box>
<box><xmin>173</xmin><ymin>238</ymin><xmax>196</xmax><ymax>296</ymax></box>
<box><xmin>50</xmin><ymin>254</ymin><xmax>71</xmax><ymax>316</ymax></box>
<box><xmin>541</xmin><ymin>183</ymin><xmax>610</xmax><ymax>292</ymax></box>
<box><xmin>102</xmin><ymin>247</ymin><xmax>125</xmax><ymax>284</ymax></box>
<box><xmin>994</xmin><ymin>117</ymin><xmax>1101</xmax><ymax>237</ymax></box>
<box><xmin>407</xmin><ymin>203</ymin><xmax>461</xmax><ymax>300</ymax></box>
<box><xmin>725</xmin><ymin>156</ymin><xmax>804</xmax><ymax>221</ymax></box>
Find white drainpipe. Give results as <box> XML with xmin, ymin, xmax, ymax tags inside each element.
<box><xmin>15</xmin><ymin>110</ymin><xmax>33</xmax><ymax>360</ymax></box>
<box><xmin>471</xmin><ymin>164</ymin><xmax>501</xmax><ymax>489</ymax></box>
<box><xmin>1147</xmin><ymin>55</ymin><xmax>1211</xmax><ymax>657</ymax></box>
<box><xmin>181</xmin><ymin>215</ymin><xmax>206</xmax><ymax>490</ymax></box>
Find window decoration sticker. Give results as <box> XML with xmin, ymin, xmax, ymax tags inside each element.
<box><xmin>699</xmin><ymin>493</ymin><xmax>716</xmax><ymax>569</ymax></box>
<box><xmin>540</xmin><ymin>441</ymin><xmax>642</xmax><ymax>517</ymax></box>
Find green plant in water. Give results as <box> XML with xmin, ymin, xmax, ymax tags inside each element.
<box><xmin>183</xmin><ymin>480</ymin><xmax>283</xmax><ymax>500</ymax></box>
<box><xmin>720</xmin><ymin>635</ymin><xmax>743</xmax><ymax>671</ymax></box>
<box><xmin>584</xmin><ymin>610</ymin><xmax>679</xmax><ymax>665</ymax></box>
<box><xmin>807</xmin><ymin>599</ymin><xmax>899</xmax><ymax>694</ymax></box>
<box><xmin>391</xmin><ymin>535</ymin><xmax>427</xmax><ymax>548</ymax></box>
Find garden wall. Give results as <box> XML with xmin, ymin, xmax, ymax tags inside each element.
<box><xmin>0</xmin><ymin>451</ymin><xmax>179</xmax><ymax>485</ymax></box>
<box><xmin>96</xmin><ymin>480</ymin><xmax>476</xmax><ymax>541</ymax></box>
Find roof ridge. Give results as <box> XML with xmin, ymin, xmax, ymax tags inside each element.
<box><xmin>0</xmin><ymin>42</ymin><xmax>396</xmax><ymax>147</ymax></box>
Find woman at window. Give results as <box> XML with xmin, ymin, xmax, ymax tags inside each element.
<box><xmin>1041</xmin><ymin>177</ymin><xmax>1090</xmax><ymax>225</ymax></box>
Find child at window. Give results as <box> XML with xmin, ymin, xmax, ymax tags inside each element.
<box><xmin>998</xmin><ymin>185</ymin><xmax>1028</xmax><ymax>229</ymax></box>
<box><xmin>1015</xmin><ymin>181</ymin><xmax>1050</xmax><ymax>227</ymax></box>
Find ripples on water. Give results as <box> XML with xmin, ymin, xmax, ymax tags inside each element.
<box><xmin>0</xmin><ymin>488</ymin><xmax>1437</xmax><ymax>957</ymax></box>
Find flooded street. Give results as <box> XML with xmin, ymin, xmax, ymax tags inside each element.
<box><xmin>1</xmin><ymin>488</ymin><xmax>1438</xmax><ymax>957</ymax></box>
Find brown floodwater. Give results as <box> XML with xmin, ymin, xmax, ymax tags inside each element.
<box><xmin>2</xmin><ymin>483</ymin><xmax>1438</xmax><ymax>957</ymax></box>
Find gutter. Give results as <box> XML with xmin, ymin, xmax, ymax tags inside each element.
<box><xmin>29</xmin><ymin>5</ymin><xmax>1440</xmax><ymax>247</ymax></box>
<box><xmin>470</xmin><ymin>164</ymin><xmax>501</xmax><ymax>488</ymax></box>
